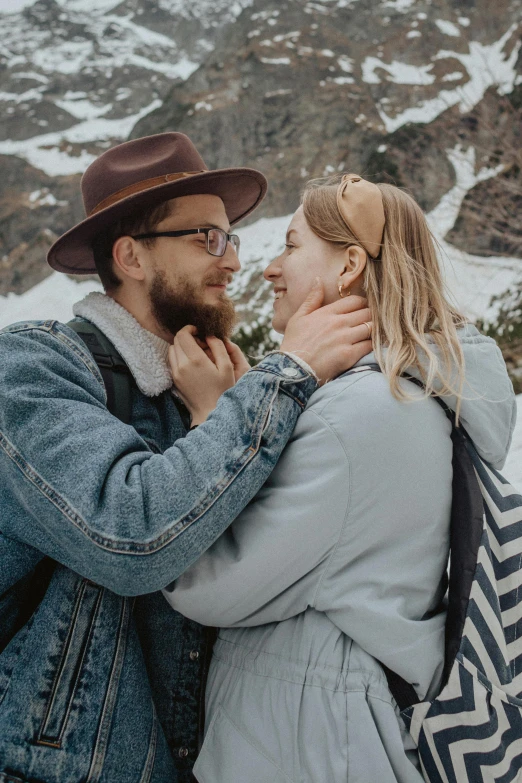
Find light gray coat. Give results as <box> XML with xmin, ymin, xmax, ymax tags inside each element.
<box><xmin>165</xmin><ymin>325</ymin><xmax>516</xmax><ymax>783</ymax></box>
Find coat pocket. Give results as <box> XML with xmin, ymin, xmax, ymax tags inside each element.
<box><xmin>36</xmin><ymin>579</ymin><xmax>102</xmax><ymax>748</ymax></box>
<box><xmin>193</xmin><ymin>705</ymin><xmax>294</xmax><ymax>783</ymax></box>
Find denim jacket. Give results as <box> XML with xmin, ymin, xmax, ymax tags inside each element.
<box><xmin>0</xmin><ymin>317</ymin><xmax>317</xmax><ymax>783</ymax></box>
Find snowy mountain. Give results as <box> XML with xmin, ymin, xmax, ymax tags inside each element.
<box><xmin>1</xmin><ymin>0</ymin><xmax>522</xmax><ymax>465</ymax></box>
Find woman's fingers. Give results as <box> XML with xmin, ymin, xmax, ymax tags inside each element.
<box><xmin>224</xmin><ymin>340</ymin><xmax>251</xmax><ymax>375</ymax></box>
<box><xmin>205</xmin><ymin>336</ymin><xmax>233</xmax><ymax>372</ymax></box>
<box><xmin>176</xmin><ymin>325</ymin><xmax>213</xmax><ymax>365</ymax></box>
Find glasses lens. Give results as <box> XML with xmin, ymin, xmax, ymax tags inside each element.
<box><xmin>207</xmin><ymin>229</ymin><xmax>227</xmax><ymax>257</ymax></box>
<box><xmin>230</xmin><ymin>235</ymin><xmax>240</xmax><ymax>255</ymax></box>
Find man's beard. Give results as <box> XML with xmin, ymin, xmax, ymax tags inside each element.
<box><xmin>149</xmin><ymin>267</ymin><xmax>237</xmax><ymax>341</ymax></box>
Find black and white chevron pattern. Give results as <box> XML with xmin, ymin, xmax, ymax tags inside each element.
<box><xmin>402</xmin><ymin>444</ymin><xmax>522</xmax><ymax>783</ymax></box>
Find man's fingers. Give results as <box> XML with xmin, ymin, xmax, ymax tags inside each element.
<box><xmin>321</xmin><ymin>295</ymin><xmax>368</xmax><ymax>315</ymax></box>
<box><xmin>294</xmin><ymin>277</ymin><xmax>324</xmax><ymax>316</ymax></box>
<box><xmin>345</xmin><ymin>340</ymin><xmax>373</xmax><ymax>364</ymax></box>
<box><xmin>347</xmin><ymin>322</ymin><xmax>373</xmax><ymax>343</ymax></box>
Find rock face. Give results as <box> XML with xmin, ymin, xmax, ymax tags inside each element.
<box><xmin>1</xmin><ymin>0</ymin><xmax>521</xmax><ymax>315</ymax></box>
<box><xmin>0</xmin><ymin>0</ymin><xmax>251</xmax><ymax>294</ymax></box>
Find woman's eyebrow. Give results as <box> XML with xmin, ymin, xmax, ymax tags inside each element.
<box><xmin>285</xmin><ymin>229</ymin><xmax>298</xmax><ymax>241</ymax></box>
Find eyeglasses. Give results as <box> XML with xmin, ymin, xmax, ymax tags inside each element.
<box><xmin>132</xmin><ymin>228</ymin><xmax>240</xmax><ymax>258</ymax></box>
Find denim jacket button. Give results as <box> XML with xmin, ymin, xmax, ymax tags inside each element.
<box><xmin>178</xmin><ymin>747</ymin><xmax>189</xmax><ymax>758</ymax></box>
<box><xmin>189</xmin><ymin>650</ymin><xmax>199</xmax><ymax>661</ymax></box>
<box><xmin>282</xmin><ymin>367</ymin><xmax>299</xmax><ymax>378</ymax></box>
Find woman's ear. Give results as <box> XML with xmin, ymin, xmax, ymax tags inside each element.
<box><xmin>112</xmin><ymin>236</ymin><xmax>147</xmax><ymax>282</ymax></box>
<box><xmin>339</xmin><ymin>245</ymin><xmax>368</xmax><ymax>292</ymax></box>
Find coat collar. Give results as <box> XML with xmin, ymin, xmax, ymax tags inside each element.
<box><xmin>73</xmin><ymin>292</ymin><xmax>173</xmax><ymax>397</ymax></box>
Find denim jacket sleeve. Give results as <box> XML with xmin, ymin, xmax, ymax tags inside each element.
<box><xmin>0</xmin><ymin>321</ymin><xmax>317</xmax><ymax>596</ymax></box>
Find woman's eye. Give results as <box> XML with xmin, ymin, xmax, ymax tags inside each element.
<box><xmin>285</xmin><ymin>244</ymin><xmax>294</xmax><ymax>250</ymax></box>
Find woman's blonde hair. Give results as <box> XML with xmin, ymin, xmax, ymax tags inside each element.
<box><xmin>302</xmin><ymin>175</ymin><xmax>468</xmax><ymax>421</ymax></box>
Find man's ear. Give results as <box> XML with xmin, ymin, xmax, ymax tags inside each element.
<box><xmin>112</xmin><ymin>236</ymin><xmax>147</xmax><ymax>282</ymax></box>
<box><xmin>339</xmin><ymin>245</ymin><xmax>368</xmax><ymax>290</ymax></box>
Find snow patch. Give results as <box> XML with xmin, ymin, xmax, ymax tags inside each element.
<box><xmin>0</xmin><ymin>273</ymin><xmax>103</xmax><ymax>330</ymax></box>
<box><xmin>377</xmin><ymin>24</ymin><xmax>520</xmax><ymax>133</ymax></box>
<box><xmin>54</xmin><ymin>98</ymin><xmax>113</xmax><ymax>121</ymax></box>
<box><xmin>0</xmin><ymin>99</ymin><xmax>161</xmax><ymax>176</ymax></box>
<box><xmin>381</xmin><ymin>0</ymin><xmax>416</xmax><ymax>11</ymax></box>
<box><xmin>362</xmin><ymin>57</ymin><xmax>435</xmax><ymax>85</ymax></box>
<box><xmin>260</xmin><ymin>57</ymin><xmax>291</xmax><ymax>65</ymax></box>
<box><xmin>435</xmin><ymin>19</ymin><xmax>461</xmax><ymax>37</ymax></box>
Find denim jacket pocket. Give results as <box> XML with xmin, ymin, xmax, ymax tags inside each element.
<box><xmin>36</xmin><ymin>579</ymin><xmax>102</xmax><ymax>748</ymax></box>
<box><xmin>193</xmin><ymin>705</ymin><xmax>295</xmax><ymax>783</ymax></box>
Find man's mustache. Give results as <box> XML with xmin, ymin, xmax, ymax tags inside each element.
<box><xmin>205</xmin><ymin>275</ymin><xmax>233</xmax><ymax>287</ymax></box>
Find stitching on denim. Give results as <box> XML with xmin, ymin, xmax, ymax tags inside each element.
<box><xmin>0</xmin><ymin>380</ymin><xmax>281</xmax><ymax>554</ymax></box>
<box><xmin>86</xmin><ymin>597</ymin><xmax>132</xmax><ymax>782</ymax></box>
<box><xmin>1</xmin><ymin>321</ymin><xmax>105</xmax><ymax>393</ymax></box>
<box><xmin>139</xmin><ymin>701</ymin><xmax>158</xmax><ymax>783</ymax></box>
<box><xmin>37</xmin><ymin>580</ymin><xmax>103</xmax><ymax>746</ymax></box>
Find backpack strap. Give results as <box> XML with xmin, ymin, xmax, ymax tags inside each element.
<box><xmin>66</xmin><ymin>319</ymin><xmax>134</xmax><ymax>424</ymax></box>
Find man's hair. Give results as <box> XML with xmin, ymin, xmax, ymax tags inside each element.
<box><xmin>92</xmin><ymin>200</ymin><xmax>174</xmax><ymax>292</ymax></box>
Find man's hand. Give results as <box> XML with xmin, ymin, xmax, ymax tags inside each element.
<box><xmin>169</xmin><ymin>326</ymin><xmax>236</xmax><ymax>425</ymax></box>
<box><xmin>280</xmin><ymin>278</ymin><xmax>372</xmax><ymax>385</ymax></box>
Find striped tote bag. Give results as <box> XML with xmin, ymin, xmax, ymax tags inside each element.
<box><xmin>348</xmin><ymin>364</ymin><xmax>522</xmax><ymax>782</ymax></box>
<box><xmin>400</xmin><ymin>425</ymin><xmax>522</xmax><ymax>783</ymax></box>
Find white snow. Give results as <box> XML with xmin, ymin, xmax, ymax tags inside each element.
<box><xmin>442</xmin><ymin>71</ymin><xmax>464</xmax><ymax>82</ymax></box>
<box><xmin>54</xmin><ymin>98</ymin><xmax>113</xmax><ymax>121</ymax></box>
<box><xmin>377</xmin><ymin>24</ymin><xmax>520</xmax><ymax>132</ymax></box>
<box><xmin>381</xmin><ymin>0</ymin><xmax>416</xmax><ymax>11</ymax></box>
<box><xmin>338</xmin><ymin>55</ymin><xmax>354</xmax><ymax>72</ymax></box>
<box><xmin>0</xmin><ymin>99</ymin><xmax>162</xmax><ymax>176</ymax></box>
<box><xmin>406</xmin><ymin>30</ymin><xmax>421</xmax><ymax>39</ymax></box>
<box><xmin>362</xmin><ymin>57</ymin><xmax>435</xmax><ymax>85</ymax></box>
<box><xmin>435</xmin><ymin>20</ymin><xmax>461</xmax><ymax>37</ymax></box>
<box><xmin>0</xmin><ymin>273</ymin><xmax>102</xmax><ymax>328</ymax></box>
<box><xmin>260</xmin><ymin>57</ymin><xmax>291</xmax><ymax>65</ymax></box>
<box><xmin>427</xmin><ymin>145</ymin><xmax>518</xmax><ymax>324</ymax></box>
<box><xmin>0</xmin><ymin>0</ymin><xmax>35</xmax><ymax>12</ymax></box>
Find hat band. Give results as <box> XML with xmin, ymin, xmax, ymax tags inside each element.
<box><xmin>89</xmin><ymin>170</ymin><xmax>207</xmax><ymax>216</ymax></box>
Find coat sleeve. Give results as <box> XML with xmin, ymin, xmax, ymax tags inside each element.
<box><xmin>165</xmin><ymin>408</ymin><xmax>350</xmax><ymax>626</ymax></box>
<box><xmin>0</xmin><ymin>323</ymin><xmax>317</xmax><ymax>596</ymax></box>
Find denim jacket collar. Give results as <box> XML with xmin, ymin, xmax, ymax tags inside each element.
<box><xmin>73</xmin><ymin>292</ymin><xmax>172</xmax><ymax>397</ymax></box>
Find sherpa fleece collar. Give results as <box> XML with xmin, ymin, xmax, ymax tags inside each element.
<box><xmin>73</xmin><ymin>292</ymin><xmax>172</xmax><ymax>397</ymax></box>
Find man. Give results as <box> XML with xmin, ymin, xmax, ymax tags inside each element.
<box><xmin>0</xmin><ymin>132</ymin><xmax>372</xmax><ymax>783</ymax></box>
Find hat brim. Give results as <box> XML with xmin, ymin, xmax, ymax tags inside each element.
<box><xmin>47</xmin><ymin>167</ymin><xmax>268</xmax><ymax>274</ymax></box>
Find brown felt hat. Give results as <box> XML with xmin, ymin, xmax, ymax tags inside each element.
<box><xmin>47</xmin><ymin>132</ymin><xmax>268</xmax><ymax>274</ymax></box>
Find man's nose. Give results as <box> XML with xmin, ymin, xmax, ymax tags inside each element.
<box><xmin>220</xmin><ymin>243</ymin><xmax>241</xmax><ymax>273</ymax></box>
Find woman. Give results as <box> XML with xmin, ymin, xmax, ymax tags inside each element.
<box><xmin>165</xmin><ymin>174</ymin><xmax>516</xmax><ymax>782</ymax></box>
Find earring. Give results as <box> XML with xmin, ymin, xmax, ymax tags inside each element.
<box><xmin>338</xmin><ymin>283</ymin><xmax>350</xmax><ymax>298</ymax></box>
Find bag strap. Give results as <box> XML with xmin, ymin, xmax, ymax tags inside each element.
<box><xmin>66</xmin><ymin>319</ymin><xmax>134</xmax><ymax>424</ymax></box>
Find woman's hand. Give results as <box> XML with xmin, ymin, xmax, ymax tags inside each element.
<box><xmin>224</xmin><ymin>339</ymin><xmax>251</xmax><ymax>382</ymax></box>
<box><xmin>168</xmin><ymin>325</ymin><xmax>237</xmax><ymax>426</ymax></box>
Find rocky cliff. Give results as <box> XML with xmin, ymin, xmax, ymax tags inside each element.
<box><xmin>1</xmin><ymin>0</ymin><xmax>521</xmax><ymax>348</ymax></box>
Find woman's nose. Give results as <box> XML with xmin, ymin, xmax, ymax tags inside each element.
<box><xmin>264</xmin><ymin>256</ymin><xmax>282</xmax><ymax>282</ymax></box>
